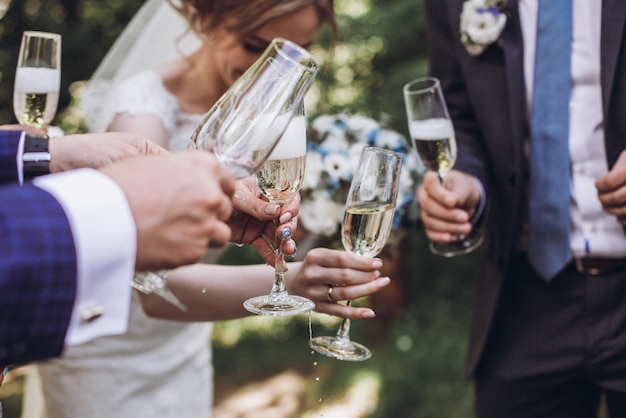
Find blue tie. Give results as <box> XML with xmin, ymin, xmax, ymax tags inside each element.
<box><xmin>527</xmin><ymin>0</ymin><xmax>572</xmax><ymax>280</ymax></box>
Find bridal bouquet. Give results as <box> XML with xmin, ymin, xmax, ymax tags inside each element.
<box><xmin>299</xmin><ymin>113</ymin><xmax>423</xmax><ymax>247</ymax></box>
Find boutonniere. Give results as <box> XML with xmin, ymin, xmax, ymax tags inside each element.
<box><xmin>460</xmin><ymin>0</ymin><xmax>507</xmax><ymax>56</ymax></box>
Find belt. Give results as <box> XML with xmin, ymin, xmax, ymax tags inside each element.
<box><xmin>573</xmin><ymin>257</ymin><xmax>626</xmax><ymax>275</ymax></box>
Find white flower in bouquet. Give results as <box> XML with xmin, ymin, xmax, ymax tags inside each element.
<box><xmin>460</xmin><ymin>0</ymin><xmax>507</xmax><ymax>56</ymax></box>
<box><xmin>300</xmin><ymin>113</ymin><xmax>423</xmax><ymax>248</ymax></box>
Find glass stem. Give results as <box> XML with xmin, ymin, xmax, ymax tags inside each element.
<box><xmin>268</xmin><ymin>220</ymin><xmax>288</xmax><ymax>301</ymax></box>
<box><xmin>335</xmin><ymin>300</ymin><xmax>353</xmax><ymax>341</ymax></box>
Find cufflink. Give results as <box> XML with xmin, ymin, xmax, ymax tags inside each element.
<box><xmin>23</xmin><ymin>133</ymin><xmax>51</xmax><ymax>179</ymax></box>
<box><xmin>80</xmin><ymin>305</ymin><xmax>104</xmax><ymax>324</ymax></box>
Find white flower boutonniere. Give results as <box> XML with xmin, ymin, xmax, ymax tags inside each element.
<box><xmin>460</xmin><ymin>0</ymin><xmax>507</xmax><ymax>56</ymax></box>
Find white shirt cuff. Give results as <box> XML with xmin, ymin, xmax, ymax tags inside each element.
<box><xmin>33</xmin><ymin>168</ymin><xmax>136</xmax><ymax>345</ymax></box>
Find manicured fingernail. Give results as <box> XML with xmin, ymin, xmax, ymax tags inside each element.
<box><xmin>378</xmin><ymin>277</ymin><xmax>391</xmax><ymax>286</ymax></box>
<box><xmin>372</xmin><ymin>258</ymin><xmax>383</xmax><ymax>269</ymax></box>
<box><xmin>281</xmin><ymin>227</ymin><xmax>291</xmax><ymax>238</ymax></box>
<box><xmin>279</xmin><ymin>212</ymin><xmax>292</xmax><ymax>224</ymax></box>
<box><xmin>265</xmin><ymin>204</ymin><xmax>280</xmax><ymax>215</ymax></box>
<box><xmin>363</xmin><ymin>310</ymin><xmax>376</xmax><ymax>319</ymax></box>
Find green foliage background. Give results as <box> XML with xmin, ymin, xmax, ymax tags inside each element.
<box><xmin>0</xmin><ymin>0</ymin><xmax>477</xmax><ymax>416</ymax></box>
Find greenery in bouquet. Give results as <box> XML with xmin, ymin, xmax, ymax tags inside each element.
<box><xmin>299</xmin><ymin>113</ymin><xmax>423</xmax><ymax>250</ymax></box>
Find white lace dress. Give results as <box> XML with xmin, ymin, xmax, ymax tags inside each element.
<box><xmin>35</xmin><ymin>71</ymin><xmax>215</xmax><ymax>418</ymax></box>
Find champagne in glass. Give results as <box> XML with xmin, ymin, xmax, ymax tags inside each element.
<box><xmin>13</xmin><ymin>31</ymin><xmax>61</xmax><ymax>128</ymax></box>
<box><xmin>409</xmin><ymin>117</ymin><xmax>457</xmax><ymax>181</ymax></box>
<box><xmin>132</xmin><ymin>38</ymin><xmax>319</xmax><ymax>311</ymax></box>
<box><xmin>403</xmin><ymin>76</ymin><xmax>483</xmax><ymax>257</ymax></box>
<box><xmin>244</xmin><ymin>104</ymin><xmax>316</xmax><ymax>316</ymax></box>
<box><xmin>309</xmin><ymin>146</ymin><xmax>402</xmax><ymax>361</ymax></box>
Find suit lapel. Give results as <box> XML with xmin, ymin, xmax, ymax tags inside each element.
<box><xmin>601</xmin><ymin>0</ymin><xmax>626</xmax><ymax>116</ymax></box>
<box><xmin>501</xmin><ymin>0</ymin><xmax>527</xmax><ymax>148</ymax></box>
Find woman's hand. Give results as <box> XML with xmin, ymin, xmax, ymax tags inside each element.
<box><xmin>228</xmin><ymin>177</ymin><xmax>299</xmax><ymax>266</ymax></box>
<box><xmin>286</xmin><ymin>248</ymin><xmax>391</xmax><ymax>320</ymax></box>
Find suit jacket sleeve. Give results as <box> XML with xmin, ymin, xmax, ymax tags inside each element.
<box><xmin>0</xmin><ymin>183</ymin><xmax>77</xmax><ymax>365</ymax></box>
<box><xmin>0</xmin><ymin>130</ymin><xmax>22</xmax><ymax>183</ymax></box>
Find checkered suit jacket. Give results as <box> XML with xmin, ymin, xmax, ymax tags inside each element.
<box><xmin>0</xmin><ymin>130</ymin><xmax>77</xmax><ymax>365</ymax></box>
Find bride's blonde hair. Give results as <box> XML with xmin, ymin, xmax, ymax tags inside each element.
<box><xmin>167</xmin><ymin>0</ymin><xmax>337</xmax><ymax>44</ymax></box>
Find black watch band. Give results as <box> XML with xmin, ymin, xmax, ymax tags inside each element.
<box><xmin>23</xmin><ymin>133</ymin><xmax>51</xmax><ymax>179</ymax></box>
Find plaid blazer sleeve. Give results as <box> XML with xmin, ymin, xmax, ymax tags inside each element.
<box><xmin>0</xmin><ymin>130</ymin><xmax>21</xmax><ymax>183</ymax></box>
<box><xmin>0</xmin><ymin>182</ymin><xmax>77</xmax><ymax>365</ymax></box>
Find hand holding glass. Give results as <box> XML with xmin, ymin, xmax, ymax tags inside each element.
<box><xmin>309</xmin><ymin>146</ymin><xmax>402</xmax><ymax>361</ymax></box>
<box><xmin>243</xmin><ymin>104</ymin><xmax>315</xmax><ymax>316</ymax></box>
<box><xmin>131</xmin><ymin>38</ymin><xmax>319</xmax><ymax>310</ymax></box>
<box><xmin>403</xmin><ymin>76</ymin><xmax>483</xmax><ymax>257</ymax></box>
<box><xmin>13</xmin><ymin>31</ymin><xmax>61</xmax><ymax>128</ymax></box>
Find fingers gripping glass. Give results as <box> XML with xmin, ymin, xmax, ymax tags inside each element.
<box><xmin>309</xmin><ymin>147</ymin><xmax>403</xmax><ymax>361</ymax></box>
<box><xmin>132</xmin><ymin>38</ymin><xmax>319</xmax><ymax>310</ymax></box>
<box><xmin>243</xmin><ymin>103</ymin><xmax>316</xmax><ymax>316</ymax></box>
<box><xmin>403</xmin><ymin>77</ymin><xmax>483</xmax><ymax>257</ymax></box>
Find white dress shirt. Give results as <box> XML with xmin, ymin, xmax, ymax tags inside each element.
<box><xmin>519</xmin><ymin>0</ymin><xmax>626</xmax><ymax>258</ymax></box>
<box><xmin>33</xmin><ymin>169</ymin><xmax>135</xmax><ymax>345</ymax></box>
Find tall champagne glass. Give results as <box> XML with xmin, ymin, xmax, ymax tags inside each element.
<box><xmin>13</xmin><ymin>31</ymin><xmax>61</xmax><ymax>128</ymax></box>
<box><xmin>0</xmin><ymin>0</ymin><xmax>14</xmax><ymax>19</ymax></box>
<box><xmin>403</xmin><ymin>76</ymin><xmax>483</xmax><ymax>257</ymax></box>
<box><xmin>243</xmin><ymin>103</ymin><xmax>315</xmax><ymax>316</ymax></box>
<box><xmin>132</xmin><ymin>38</ymin><xmax>319</xmax><ymax>310</ymax></box>
<box><xmin>309</xmin><ymin>146</ymin><xmax>402</xmax><ymax>361</ymax></box>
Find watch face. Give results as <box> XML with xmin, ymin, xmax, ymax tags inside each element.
<box><xmin>24</xmin><ymin>133</ymin><xmax>50</xmax><ymax>153</ymax></box>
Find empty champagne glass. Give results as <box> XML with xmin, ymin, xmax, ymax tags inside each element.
<box><xmin>309</xmin><ymin>146</ymin><xmax>402</xmax><ymax>361</ymax></box>
<box><xmin>403</xmin><ymin>76</ymin><xmax>483</xmax><ymax>257</ymax></box>
<box><xmin>13</xmin><ymin>31</ymin><xmax>61</xmax><ymax>128</ymax></box>
<box><xmin>132</xmin><ymin>38</ymin><xmax>319</xmax><ymax>310</ymax></box>
<box><xmin>243</xmin><ymin>103</ymin><xmax>315</xmax><ymax>316</ymax></box>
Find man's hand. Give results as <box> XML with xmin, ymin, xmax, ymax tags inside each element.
<box><xmin>417</xmin><ymin>170</ymin><xmax>481</xmax><ymax>243</ymax></box>
<box><xmin>100</xmin><ymin>151</ymin><xmax>236</xmax><ymax>271</ymax></box>
<box><xmin>597</xmin><ymin>149</ymin><xmax>626</xmax><ymax>224</ymax></box>
<box><xmin>50</xmin><ymin>132</ymin><xmax>168</xmax><ymax>173</ymax></box>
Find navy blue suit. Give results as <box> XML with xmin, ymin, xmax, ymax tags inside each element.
<box><xmin>0</xmin><ymin>130</ymin><xmax>77</xmax><ymax>365</ymax></box>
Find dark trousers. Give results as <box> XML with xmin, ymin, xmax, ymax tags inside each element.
<box><xmin>475</xmin><ymin>253</ymin><xmax>626</xmax><ymax>418</ymax></box>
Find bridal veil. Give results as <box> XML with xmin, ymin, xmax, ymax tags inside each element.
<box><xmin>82</xmin><ymin>0</ymin><xmax>201</xmax><ymax>132</ymax></box>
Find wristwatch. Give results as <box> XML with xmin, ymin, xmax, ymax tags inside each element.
<box><xmin>23</xmin><ymin>133</ymin><xmax>51</xmax><ymax>179</ymax></box>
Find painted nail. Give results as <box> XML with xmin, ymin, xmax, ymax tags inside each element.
<box><xmin>281</xmin><ymin>227</ymin><xmax>291</xmax><ymax>238</ymax></box>
<box><xmin>279</xmin><ymin>212</ymin><xmax>292</xmax><ymax>224</ymax></box>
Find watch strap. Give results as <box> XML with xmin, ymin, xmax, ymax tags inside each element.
<box><xmin>23</xmin><ymin>133</ymin><xmax>51</xmax><ymax>179</ymax></box>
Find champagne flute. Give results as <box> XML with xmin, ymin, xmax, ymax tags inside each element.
<box><xmin>0</xmin><ymin>0</ymin><xmax>14</xmax><ymax>20</ymax></box>
<box><xmin>243</xmin><ymin>103</ymin><xmax>315</xmax><ymax>316</ymax></box>
<box><xmin>13</xmin><ymin>31</ymin><xmax>61</xmax><ymax>128</ymax></box>
<box><xmin>403</xmin><ymin>76</ymin><xmax>483</xmax><ymax>257</ymax></box>
<box><xmin>309</xmin><ymin>146</ymin><xmax>402</xmax><ymax>361</ymax></box>
<box><xmin>132</xmin><ymin>38</ymin><xmax>319</xmax><ymax>310</ymax></box>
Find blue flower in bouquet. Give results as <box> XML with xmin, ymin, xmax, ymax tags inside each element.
<box><xmin>299</xmin><ymin>113</ymin><xmax>423</xmax><ymax>245</ymax></box>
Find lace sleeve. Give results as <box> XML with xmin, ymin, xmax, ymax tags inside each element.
<box><xmin>86</xmin><ymin>71</ymin><xmax>179</xmax><ymax>134</ymax></box>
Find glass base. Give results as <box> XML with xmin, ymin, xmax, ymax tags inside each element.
<box><xmin>429</xmin><ymin>228</ymin><xmax>484</xmax><ymax>257</ymax></box>
<box><xmin>243</xmin><ymin>294</ymin><xmax>315</xmax><ymax>316</ymax></box>
<box><xmin>309</xmin><ymin>336</ymin><xmax>372</xmax><ymax>361</ymax></box>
